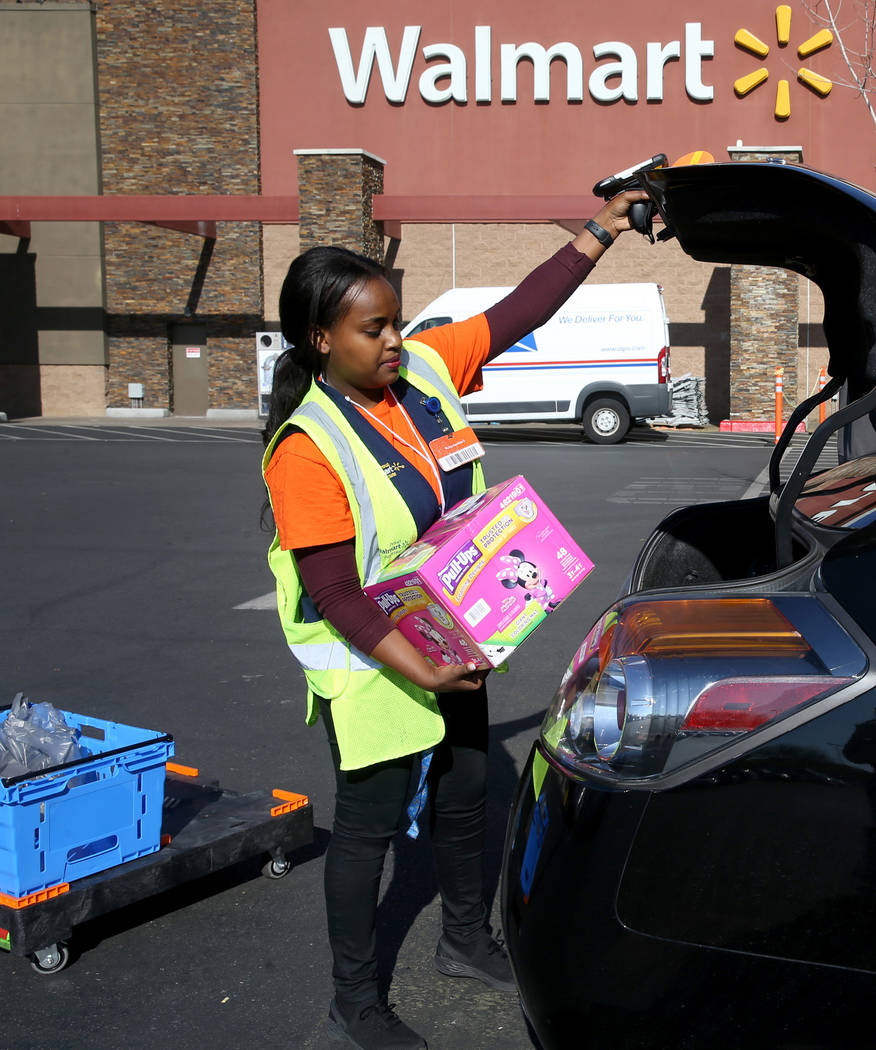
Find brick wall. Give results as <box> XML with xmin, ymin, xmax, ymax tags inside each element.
<box><xmin>730</xmin><ymin>264</ymin><xmax>800</xmax><ymax>419</ymax></box>
<box><xmin>295</xmin><ymin>150</ymin><xmax>385</xmax><ymax>261</ymax></box>
<box><xmin>271</xmin><ymin>148</ymin><xmax>824</xmax><ymax>427</ymax></box>
<box><xmin>727</xmin><ymin>147</ymin><xmax>803</xmax><ymax>421</ymax></box>
<box><xmin>95</xmin><ymin>0</ymin><xmax>262</xmax><ymax>410</ymax></box>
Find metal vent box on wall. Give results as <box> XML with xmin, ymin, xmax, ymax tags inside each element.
<box><xmin>256</xmin><ymin>332</ymin><xmax>290</xmax><ymax>417</ymax></box>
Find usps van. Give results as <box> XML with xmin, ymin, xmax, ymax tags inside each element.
<box><xmin>401</xmin><ymin>283</ymin><xmax>672</xmax><ymax>443</ymax></box>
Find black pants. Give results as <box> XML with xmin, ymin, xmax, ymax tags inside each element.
<box><xmin>321</xmin><ymin>685</ymin><xmax>489</xmax><ymax>1009</ymax></box>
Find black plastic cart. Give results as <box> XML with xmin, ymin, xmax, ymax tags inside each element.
<box><xmin>0</xmin><ymin>767</ymin><xmax>314</xmax><ymax>974</ymax></box>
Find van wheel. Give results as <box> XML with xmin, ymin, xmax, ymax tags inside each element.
<box><xmin>582</xmin><ymin>398</ymin><xmax>630</xmax><ymax>444</ymax></box>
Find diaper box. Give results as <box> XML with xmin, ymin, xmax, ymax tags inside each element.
<box><xmin>364</xmin><ymin>475</ymin><xmax>594</xmax><ymax>669</ymax></box>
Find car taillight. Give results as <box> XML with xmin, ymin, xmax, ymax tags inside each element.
<box><xmin>657</xmin><ymin>345</ymin><xmax>670</xmax><ymax>383</ymax></box>
<box><xmin>542</xmin><ymin>596</ymin><xmax>866</xmax><ymax>781</ymax></box>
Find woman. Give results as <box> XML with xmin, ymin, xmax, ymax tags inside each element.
<box><xmin>262</xmin><ymin>189</ymin><xmax>646</xmax><ymax>1050</ymax></box>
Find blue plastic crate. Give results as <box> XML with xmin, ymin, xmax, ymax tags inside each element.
<box><xmin>0</xmin><ymin>709</ymin><xmax>174</xmax><ymax>899</ymax></box>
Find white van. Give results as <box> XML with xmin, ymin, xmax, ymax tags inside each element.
<box><xmin>401</xmin><ymin>283</ymin><xmax>672</xmax><ymax>443</ymax></box>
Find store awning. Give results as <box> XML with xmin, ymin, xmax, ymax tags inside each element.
<box><xmin>0</xmin><ymin>193</ymin><xmax>603</xmax><ymax>241</ymax></box>
<box><xmin>0</xmin><ymin>195</ymin><xmax>301</xmax><ymax>239</ymax></box>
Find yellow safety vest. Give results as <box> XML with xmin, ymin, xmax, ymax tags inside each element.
<box><xmin>262</xmin><ymin>340</ymin><xmax>486</xmax><ymax>770</ymax></box>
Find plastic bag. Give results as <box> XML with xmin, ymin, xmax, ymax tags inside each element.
<box><xmin>0</xmin><ymin>693</ymin><xmax>86</xmax><ymax>779</ymax></box>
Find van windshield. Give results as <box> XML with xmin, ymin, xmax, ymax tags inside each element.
<box><xmin>406</xmin><ymin>316</ymin><xmax>453</xmax><ymax>337</ymax></box>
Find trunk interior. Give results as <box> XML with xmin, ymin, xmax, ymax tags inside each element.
<box><xmin>630</xmin><ymin>496</ymin><xmax>811</xmax><ymax>591</ymax></box>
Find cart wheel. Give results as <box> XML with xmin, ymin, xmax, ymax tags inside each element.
<box><xmin>30</xmin><ymin>943</ymin><xmax>70</xmax><ymax>975</ymax></box>
<box><xmin>261</xmin><ymin>855</ymin><xmax>292</xmax><ymax>879</ymax></box>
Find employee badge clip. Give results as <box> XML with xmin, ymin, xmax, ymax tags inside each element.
<box><xmin>421</xmin><ymin>394</ymin><xmax>452</xmax><ymax>435</ymax></box>
<box><xmin>423</xmin><ymin>397</ymin><xmax>485</xmax><ymax>471</ymax></box>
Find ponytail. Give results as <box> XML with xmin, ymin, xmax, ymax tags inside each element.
<box><xmin>261</xmin><ymin>347</ymin><xmax>312</xmax><ymax>450</ymax></box>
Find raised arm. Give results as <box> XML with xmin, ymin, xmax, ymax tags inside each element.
<box><xmin>483</xmin><ymin>190</ymin><xmax>649</xmax><ymax>362</ymax></box>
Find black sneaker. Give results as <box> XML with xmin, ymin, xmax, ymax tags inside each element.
<box><xmin>327</xmin><ymin>998</ymin><xmax>427</xmax><ymax>1049</ymax></box>
<box><xmin>434</xmin><ymin>929</ymin><xmax>517</xmax><ymax>993</ymax></box>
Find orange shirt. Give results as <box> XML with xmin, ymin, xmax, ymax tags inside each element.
<box><xmin>264</xmin><ymin>314</ymin><xmax>490</xmax><ymax>551</ymax></box>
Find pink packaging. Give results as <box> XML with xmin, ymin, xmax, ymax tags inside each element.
<box><xmin>364</xmin><ymin>475</ymin><xmax>595</xmax><ymax>669</ymax></box>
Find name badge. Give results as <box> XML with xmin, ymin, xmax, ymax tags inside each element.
<box><xmin>429</xmin><ymin>427</ymin><xmax>485</xmax><ymax>471</ymax></box>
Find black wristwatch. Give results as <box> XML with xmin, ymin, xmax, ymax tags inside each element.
<box><xmin>584</xmin><ymin>219</ymin><xmax>614</xmax><ymax>248</ymax></box>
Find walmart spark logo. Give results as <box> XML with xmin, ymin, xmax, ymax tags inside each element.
<box><xmin>734</xmin><ymin>4</ymin><xmax>833</xmax><ymax>118</ymax></box>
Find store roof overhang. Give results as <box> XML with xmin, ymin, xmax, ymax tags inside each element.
<box><xmin>0</xmin><ymin>194</ymin><xmax>604</xmax><ymax>241</ymax></box>
<box><xmin>0</xmin><ymin>195</ymin><xmax>301</xmax><ymax>239</ymax></box>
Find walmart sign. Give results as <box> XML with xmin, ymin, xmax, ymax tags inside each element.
<box><xmin>329</xmin><ymin>24</ymin><xmax>715</xmax><ymax>105</ymax></box>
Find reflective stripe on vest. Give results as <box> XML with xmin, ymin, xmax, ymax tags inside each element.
<box><xmin>292</xmin><ymin>399</ymin><xmax>383</xmax><ymax>585</ymax></box>
<box><xmin>293</xmin><ymin>636</ymin><xmax>381</xmax><ymax>674</ymax></box>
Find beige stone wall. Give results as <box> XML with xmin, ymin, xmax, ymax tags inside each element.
<box><xmin>725</xmin><ymin>147</ymin><xmax>804</xmax><ymax>423</ymax></box>
<box><xmin>100</xmin><ymin>220</ymin><xmax>262</xmax><ymax>409</ymax></box>
<box><xmin>390</xmin><ymin>222</ymin><xmax>717</xmax><ymax>313</ymax></box>
<box><xmin>40</xmin><ymin>363</ymin><xmax>106</xmax><ymax>416</ymax></box>
<box><xmin>0</xmin><ymin>2</ymin><xmax>105</xmax><ymax>419</ymax></box>
<box><xmin>730</xmin><ymin>264</ymin><xmax>799</xmax><ymax>420</ymax></box>
<box><xmin>389</xmin><ymin>224</ymin><xmax>568</xmax><ymax>320</ymax></box>
<box><xmin>798</xmin><ymin>276</ymin><xmax>829</xmax><ymax>404</ymax></box>
<box><xmin>263</xmin><ymin>226</ymin><xmax>300</xmax><ymax>324</ymax></box>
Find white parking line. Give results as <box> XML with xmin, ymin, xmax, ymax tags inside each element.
<box><xmin>0</xmin><ymin>423</ymin><xmax>261</xmax><ymax>443</ymax></box>
<box><xmin>146</xmin><ymin>427</ymin><xmax>258</xmax><ymax>443</ymax></box>
<box><xmin>234</xmin><ymin>592</ymin><xmax>277</xmax><ymax>610</ymax></box>
<box><xmin>608</xmin><ymin>477</ymin><xmax>752</xmax><ymax>504</ymax></box>
<box><xmin>0</xmin><ymin>423</ymin><xmax>102</xmax><ymax>440</ymax></box>
<box><xmin>477</xmin><ymin>437</ymin><xmax>778</xmax><ymax>451</ymax></box>
<box><xmin>742</xmin><ymin>464</ymin><xmax>771</xmax><ymax>499</ymax></box>
<box><xmin>73</xmin><ymin>425</ymin><xmax>181</xmax><ymax>442</ymax></box>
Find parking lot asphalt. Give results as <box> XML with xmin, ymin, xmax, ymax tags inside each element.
<box><xmin>0</xmin><ymin>420</ymin><xmax>818</xmax><ymax>1050</ymax></box>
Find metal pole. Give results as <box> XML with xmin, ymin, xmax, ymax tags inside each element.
<box><xmin>818</xmin><ymin>367</ymin><xmax>827</xmax><ymax>424</ymax></box>
<box><xmin>775</xmin><ymin>367</ymin><xmax>784</xmax><ymax>444</ymax></box>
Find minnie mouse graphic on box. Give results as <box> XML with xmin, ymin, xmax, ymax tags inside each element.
<box><xmin>496</xmin><ymin>551</ymin><xmax>560</xmax><ymax>612</ymax></box>
<box><xmin>411</xmin><ymin>614</ymin><xmax>466</xmax><ymax>665</ymax></box>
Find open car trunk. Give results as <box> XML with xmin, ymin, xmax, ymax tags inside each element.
<box><xmin>627</xmin><ymin>381</ymin><xmax>876</xmax><ymax>594</ymax></box>
<box><xmin>622</xmin><ymin>160</ymin><xmax>876</xmax><ymax>594</ymax></box>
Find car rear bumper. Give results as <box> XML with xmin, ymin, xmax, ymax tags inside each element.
<box><xmin>501</xmin><ymin>741</ymin><xmax>876</xmax><ymax>1050</ymax></box>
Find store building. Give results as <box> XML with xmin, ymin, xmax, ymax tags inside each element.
<box><xmin>2</xmin><ymin>0</ymin><xmax>873</xmax><ymax>422</ymax></box>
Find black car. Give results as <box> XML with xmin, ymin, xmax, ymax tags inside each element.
<box><xmin>501</xmin><ymin>161</ymin><xmax>876</xmax><ymax>1050</ymax></box>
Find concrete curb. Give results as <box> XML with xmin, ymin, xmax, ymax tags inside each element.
<box><xmin>106</xmin><ymin>408</ymin><xmax>171</xmax><ymax>419</ymax></box>
<box><xmin>102</xmin><ymin>408</ymin><xmax>260</xmax><ymax>421</ymax></box>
